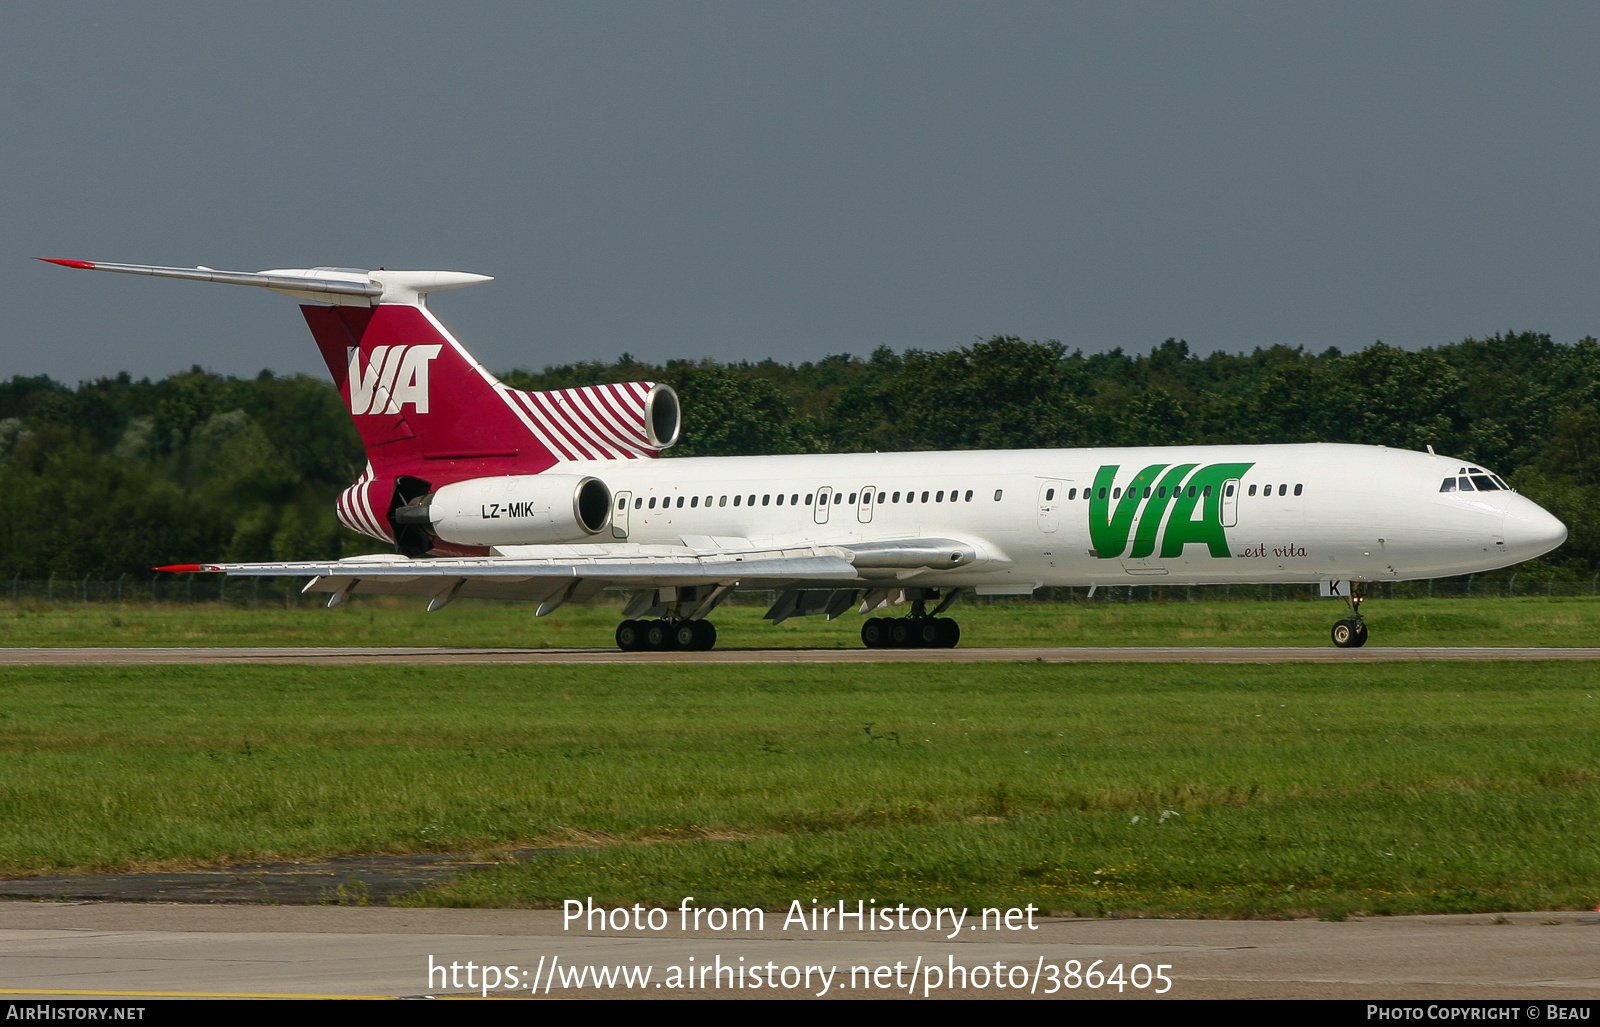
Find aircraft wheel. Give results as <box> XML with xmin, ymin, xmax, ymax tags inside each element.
<box><xmin>917</xmin><ymin>619</ymin><xmax>941</xmax><ymax>647</ymax></box>
<box><xmin>1331</xmin><ymin>619</ymin><xmax>1361</xmax><ymax>648</ymax></box>
<box><xmin>616</xmin><ymin>619</ymin><xmax>643</xmax><ymax>652</ymax></box>
<box><xmin>693</xmin><ymin>620</ymin><xmax>717</xmax><ymax>650</ymax></box>
<box><xmin>645</xmin><ymin>620</ymin><xmax>672</xmax><ymax>650</ymax></box>
<box><xmin>861</xmin><ymin>618</ymin><xmax>887</xmax><ymax>649</ymax></box>
<box><xmin>889</xmin><ymin>619</ymin><xmax>913</xmax><ymax>648</ymax></box>
<box><xmin>672</xmin><ymin>621</ymin><xmax>699</xmax><ymax>650</ymax></box>
<box><xmin>1351</xmin><ymin>620</ymin><xmax>1369</xmax><ymax>647</ymax></box>
<box><xmin>935</xmin><ymin>618</ymin><xmax>960</xmax><ymax>648</ymax></box>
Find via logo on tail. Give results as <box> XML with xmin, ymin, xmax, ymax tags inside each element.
<box><xmin>1088</xmin><ymin>462</ymin><xmax>1253</xmax><ymax>559</ymax></box>
<box><xmin>346</xmin><ymin>344</ymin><xmax>442</xmax><ymax>415</ymax></box>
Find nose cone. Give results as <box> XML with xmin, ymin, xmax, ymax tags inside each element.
<box><xmin>1502</xmin><ymin>499</ymin><xmax>1567</xmax><ymax>562</ymax></box>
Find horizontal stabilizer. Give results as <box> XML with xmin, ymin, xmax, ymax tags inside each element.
<box><xmin>39</xmin><ymin>259</ymin><xmax>491</xmax><ymax>306</ymax></box>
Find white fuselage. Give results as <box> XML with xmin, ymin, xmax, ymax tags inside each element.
<box><xmin>508</xmin><ymin>443</ymin><xmax>1564</xmax><ymax>588</ymax></box>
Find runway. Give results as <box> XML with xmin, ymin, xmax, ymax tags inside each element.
<box><xmin>2</xmin><ymin>645</ymin><xmax>1600</xmax><ymax>664</ymax></box>
<box><xmin>1</xmin><ymin>903</ymin><xmax>1596</xmax><ymax>1000</ymax></box>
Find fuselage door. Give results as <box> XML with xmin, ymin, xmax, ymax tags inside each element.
<box><xmin>1221</xmin><ymin>479</ymin><xmax>1240</xmax><ymax>528</ymax></box>
<box><xmin>814</xmin><ymin>486</ymin><xmax>833</xmax><ymax>525</ymax></box>
<box><xmin>857</xmin><ymin>485</ymin><xmax>876</xmax><ymax>523</ymax></box>
<box><xmin>1037</xmin><ymin>480</ymin><xmax>1063</xmax><ymax>534</ymax></box>
<box><xmin>612</xmin><ymin>490</ymin><xmax>632</xmax><ymax>538</ymax></box>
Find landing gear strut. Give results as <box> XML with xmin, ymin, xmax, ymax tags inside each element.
<box><xmin>1331</xmin><ymin>584</ymin><xmax>1369</xmax><ymax>648</ymax></box>
<box><xmin>860</xmin><ymin>595</ymin><xmax>961</xmax><ymax>649</ymax></box>
<box><xmin>616</xmin><ymin>618</ymin><xmax>717</xmax><ymax>652</ymax></box>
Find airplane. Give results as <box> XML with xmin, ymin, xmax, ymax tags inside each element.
<box><xmin>41</xmin><ymin>258</ymin><xmax>1568</xmax><ymax>651</ymax></box>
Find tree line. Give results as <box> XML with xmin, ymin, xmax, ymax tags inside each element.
<box><xmin>2</xmin><ymin>331</ymin><xmax>1596</xmax><ymax>576</ymax></box>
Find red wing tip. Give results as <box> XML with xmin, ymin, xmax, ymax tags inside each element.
<box><xmin>38</xmin><ymin>258</ymin><xmax>96</xmax><ymax>269</ymax></box>
<box><xmin>154</xmin><ymin>564</ymin><xmax>213</xmax><ymax>573</ymax></box>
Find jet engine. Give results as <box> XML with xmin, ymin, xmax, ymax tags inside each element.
<box><xmin>393</xmin><ymin>474</ymin><xmax>612</xmax><ymax>548</ymax></box>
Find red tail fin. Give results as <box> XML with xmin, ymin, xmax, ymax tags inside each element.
<box><xmin>36</xmin><ymin>258</ymin><xmax>678</xmax><ymax>548</ymax></box>
<box><xmin>305</xmin><ymin>304</ymin><xmax>679</xmax><ymax>545</ymax></box>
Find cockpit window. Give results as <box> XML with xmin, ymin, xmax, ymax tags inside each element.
<box><xmin>1470</xmin><ymin>475</ymin><xmax>1499</xmax><ymax>491</ymax></box>
<box><xmin>1439</xmin><ymin>478</ymin><xmax>1457</xmax><ymax>492</ymax></box>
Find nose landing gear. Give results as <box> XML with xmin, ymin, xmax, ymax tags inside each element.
<box><xmin>1331</xmin><ymin>584</ymin><xmax>1369</xmax><ymax>648</ymax></box>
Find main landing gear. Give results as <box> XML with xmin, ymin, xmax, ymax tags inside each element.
<box><xmin>616</xmin><ymin>618</ymin><xmax>717</xmax><ymax>652</ymax></box>
<box><xmin>860</xmin><ymin>593</ymin><xmax>961</xmax><ymax>649</ymax></box>
<box><xmin>1331</xmin><ymin>583</ymin><xmax>1370</xmax><ymax>648</ymax></box>
<box><xmin>861</xmin><ymin>616</ymin><xmax>959</xmax><ymax>649</ymax></box>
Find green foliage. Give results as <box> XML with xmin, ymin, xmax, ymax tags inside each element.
<box><xmin>0</xmin><ymin>369</ymin><xmax>363</xmax><ymax>575</ymax></box>
<box><xmin>4</xmin><ymin>328</ymin><xmax>1600</xmax><ymax>572</ymax></box>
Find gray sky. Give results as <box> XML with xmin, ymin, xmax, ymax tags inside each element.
<box><xmin>6</xmin><ymin>2</ymin><xmax>1597</xmax><ymax>382</ymax></box>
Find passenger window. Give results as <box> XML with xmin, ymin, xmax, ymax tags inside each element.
<box><xmin>1294</xmin><ymin>484</ymin><xmax>1303</xmax><ymax>496</ymax></box>
<box><xmin>1158</xmin><ymin>487</ymin><xmax>1167</xmax><ymax>498</ymax></box>
<box><xmin>892</xmin><ymin>492</ymin><xmax>901</xmax><ymax>503</ymax></box>
<box><xmin>1143</xmin><ymin>487</ymin><xmax>1151</xmax><ymax>499</ymax></box>
<box><xmin>1187</xmin><ymin>486</ymin><xmax>1196</xmax><ymax>498</ymax></box>
<box><xmin>749</xmin><ymin>495</ymin><xmax>757</xmax><ymax>506</ymax></box>
<box><xmin>1248</xmin><ymin>484</ymin><xmax>1256</xmax><ymax>497</ymax></box>
<box><xmin>1097</xmin><ymin>488</ymin><xmax>1107</xmax><ymax>500</ymax></box>
<box><xmin>1113</xmin><ymin>488</ymin><xmax>1122</xmax><ymax>499</ymax></box>
<box><xmin>994</xmin><ymin>490</ymin><xmax>1003</xmax><ymax>501</ymax></box>
<box><xmin>775</xmin><ymin>494</ymin><xmax>784</xmax><ymax>506</ymax></box>
<box><xmin>1203</xmin><ymin>485</ymin><xmax>1212</xmax><ymax>498</ymax></box>
<box><xmin>805</xmin><ymin>494</ymin><xmax>813</xmax><ymax>505</ymax></box>
<box><xmin>733</xmin><ymin>495</ymin><xmax>741</xmax><ymax>506</ymax></box>
<box><xmin>691</xmin><ymin>496</ymin><xmax>699</xmax><ymax>508</ymax></box>
<box><xmin>1068</xmin><ymin>488</ymin><xmax>1076</xmax><ymax>500</ymax></box>
<box><xmin>965</xmin><ymin>490</ymin><xmax>973</xmax><ymax>501</ymax></box>
<box><xmin>937</xmin><ymin>490</ymin><xmax>946</xmax><ymax>502</ymax></box>
<box><xmin>1275</xmin><ymin>485</ymin><xmax>1284</xmax><ymax>497</ymax></box>
<box><xmin>877</xmin><ymin>492</ymin><xmax>886</xmax><ymax>503</ymax></box>
<box><xmin>1225</xmin><ymin>485</ymin><xmax>1234</xmax><ymax>497</ymax></box>
<box><xmin>849</xmin><ymin>493</ymin><xmax>858</xmax><ymax>504</ymax></box>
<box><xmin>719</xmin><ymin>496</ymin><xmax>727</xmax><ymax>507</ymax></box>
<box><xmin>677</xmin><ymin>497</ymin><xmax>685</xmax><ymax>508</ymax></box>
<box><xmin>762</xmin><ymin>495</ymin><xmax>770</xmax><ymax>506</ymax></box>
<box><xmin>635</xmin><ymin>498</ymin><xmax>643</xmax><ymax>509</ymax></box>
<box><xmin>1044</xmin><ymin>489</ymin><xmax>1054</xmax><ymax>501</ymax></box>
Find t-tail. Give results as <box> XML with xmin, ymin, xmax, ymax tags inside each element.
<box><xmin>40</xmin><ymin>259</ymin><xmax>679</xmax><ymax>554</ymax></box>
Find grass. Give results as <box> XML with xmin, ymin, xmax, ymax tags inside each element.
<box><xmin>0</xmin><ymin>660</ymin><xmax>1596</xmax><ymax>917</ymax></box>
<box><xmin>2</xmin><ymin>594</ymin><xmax>1600</xmax><ymax>648</ymax></box>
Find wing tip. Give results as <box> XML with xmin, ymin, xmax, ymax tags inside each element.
<box><xmin>38</xmin><ymin>258</ymin><xmax>97</xmax><ymax>269</ymax></box>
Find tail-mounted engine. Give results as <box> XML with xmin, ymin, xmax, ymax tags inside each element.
<box><xmin>391</xmin><ymin>474</ymin><xmax>612</xmax><ymax>549</ymax></box>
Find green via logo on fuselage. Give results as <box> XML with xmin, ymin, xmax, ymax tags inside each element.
<box><xmin>1088</xmin><ymin>462</ymin><xmax>1254</xmax><ymax>559</ymax></box>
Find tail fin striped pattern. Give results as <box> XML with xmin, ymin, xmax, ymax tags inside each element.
<box><xmin>336</xmin><ymin>463</ymin><xmax>390</xmax><ymax>541</ymax></box>
<box><xmin>506</xmin><ymin>382</ymin><xmax>678</xmax><ymax>462</ymax></box>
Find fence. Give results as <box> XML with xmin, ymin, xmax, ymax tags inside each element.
<box><xmin>3</xmin><ymin>570</ymin><xmax>1596</xmax><ymax>609</ymax></box>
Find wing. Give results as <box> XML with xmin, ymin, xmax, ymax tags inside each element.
<box><xmin>159</xmin><ymin>537</ymin><xmax>986</xmax><ymax>616</ymax></box>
